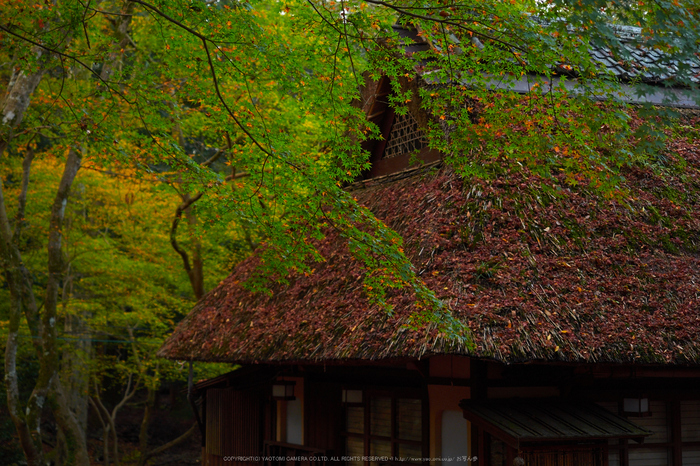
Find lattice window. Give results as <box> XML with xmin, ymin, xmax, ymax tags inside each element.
<box><xmin>383</xmin><ymin>111</ymin><xmax>427</xmax><ymax>159</ymax></box>
<box><xmin>342</xmin><ymin>390</ymin><xmax>425</xmax><ymax>466</ymax></box>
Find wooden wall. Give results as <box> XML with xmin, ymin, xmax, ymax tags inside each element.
<box><xmin>203</xmin><ymin>387</ymin><xmax>267</xmax><ymax>466</ymax></box>
<box><xmin>305</xmin><ymin>380</ymin><xmax>342</xmax><ymax>453</ymax></box>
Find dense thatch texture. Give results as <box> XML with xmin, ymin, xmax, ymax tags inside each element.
<box><xmin>159</xmin><ymin>119</ymin><xmax>700</xmax><ymax>365</ymax></box>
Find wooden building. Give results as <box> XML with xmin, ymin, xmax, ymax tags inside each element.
<box><xmin>159</xmin><ymin>25</ymin><xmax>700</xmax><ymax>466</ymax></box>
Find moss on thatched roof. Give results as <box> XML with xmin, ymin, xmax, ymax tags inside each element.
<box><xmin>159</xmin><ymin>115</ymin><xmax>700</xmax><ymax>365</ymax></box>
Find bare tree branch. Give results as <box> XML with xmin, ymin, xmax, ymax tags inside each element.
<box><xmin>89</xmin><ymin>393</ymin><xmax>111</xmax><ymax>466</ymax></box>
<box><xmin>139</xmin><ymin>423</ymin><xmax>197</xmax><ymax>466</ymax></box>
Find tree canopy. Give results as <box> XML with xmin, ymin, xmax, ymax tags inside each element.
<box><xmin>1</xmin><ymin>0</ymin><xmax>699</xmax><ymax>463</ymax></box>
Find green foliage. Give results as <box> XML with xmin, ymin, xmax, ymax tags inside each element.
<box><xmin>1</xmin><ymin>6</ymin><xmax>699</xmax><ymax>455</ymax></box>
<box><xmin>4</xmin><ymin>0</ymin><xmax>698</xmax><ymax>314</ymax></box>
<box><xmin>0</xmin><ymin>155</ymin><xmax>233</xmax><ymax>375</ymax></box>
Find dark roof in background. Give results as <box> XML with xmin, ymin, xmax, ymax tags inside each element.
<box><xmin>550</xmin><ymin>23</ymin><xmax>700</xmax><ymax>85</ymax></box>
<box><xmin>588</xmin><ymin>42</ymin><xmax>697</xmax><ymax>84</ymax></box>
<box><xmin>482</xmin><ymin>73</ymin><xmax>699</xmax><ymax>108</ymax></box>
<box><xmin>392</xmin><ymin>24</ymin><xmax>431</xmax><ymax>55</ymax></box>
<box><xmin>394</xmin><ymin>21</ymin><xmax>700</xmax><ymax>108</ymax></box>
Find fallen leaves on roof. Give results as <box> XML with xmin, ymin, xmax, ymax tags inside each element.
<box><xmin>159</xmin><ymin>114</ymin><xmax>700</xmax><ymax>365</ymax></box>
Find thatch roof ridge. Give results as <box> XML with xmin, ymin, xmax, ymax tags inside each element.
<box><xmin>160</xmin><ymin>119</ymin><xmax>700</xmax><ymax>365</ymax></box>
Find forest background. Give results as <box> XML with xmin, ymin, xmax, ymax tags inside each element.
<box><xmin>1</xmin><ymin>0</ymin><xmax>699</xmax><ymax>464</ymax></box>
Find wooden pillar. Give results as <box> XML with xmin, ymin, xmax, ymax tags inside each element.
<box><xmin>470</xmin><ymin>359</ymin><xmax>487</xmax><ymax>466</ymax></box>
<box><xmin>671</xmin><ymin>399</ymin><xmax>682</xmax><ymax>466</ymax></box>
<box><xmin>620</xmin><ymin>439</ymin><xmax>629</xmax><ymax>466</ymax></box>
<box><xmin>477</xmin><ymin>429</ymin><xmax>485</xmax><ymax>466</ymax></box>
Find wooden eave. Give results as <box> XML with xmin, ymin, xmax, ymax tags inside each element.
<box><xmin>460</xmin><ymin>399</ymin><xmax>652</xmax><ymax>449</ymax></box>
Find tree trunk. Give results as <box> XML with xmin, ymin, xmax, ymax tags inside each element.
<box><xmin>170</xmin><ymin>192</ymin><xmax>206</xmax><ymax>300</ymax></box>
<box><xmin>137</xmin><ymin>386</ymin><xmax>157</xmax><ymax>466</ymax></box>
<box><xmin>185</xmin><ymin>200</ymin><xmax>205</xmax><ymax>300</ymax></box>
<box><xmin>1</xmin><ymin>46</ymin><xmax>51</xmax><ymax>466</ymax></box>
<box><xmin>0</xmin><ymin>47</ymin><xmax>47</xmax><ymax>152</ymax></box>
<box><xmin>89</xmin><ymin>396</ymin><xmax>111</xmax><ymax>466</ymax></box>
<box><xmin>62</xmin><ymin>314</ymin><xmax>91</xmax><ymax>428</ymax></box>
<box><xmin>100</xmin><ymin>1</ymin><xmax>135</xmax><ymax>83</ymax></box>
<box><xmin>0</xmin><ymin>147</ymin><xmax>88</xmax><ymax>466</ymax></box>
<box><xmin>59</xmin><ymin>312</ymin><xmax>92</xmax><ymax>463</ymax></box>
<box><xmin>44</xmin><ymin>147</ymin><xmax>90</xmax><ymax>466</ymax></box>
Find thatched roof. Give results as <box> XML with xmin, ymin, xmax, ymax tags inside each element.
<box><xmin>159</xmin><ymin>115</ymin><xmax>700</xmax><ymax>365</ymax></box>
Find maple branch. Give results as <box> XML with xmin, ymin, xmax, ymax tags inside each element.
<box><xmin>10</xmin><ymin>125</ymin><xmax>55</xmax><ymax>138</ymax></box>
<box><xmin>201</xmin><ymin>147</ymin><xmax>225</xmax><ymax>167</ymax></box>
<box><xmin>82</xmin><ymin>166</ymin><xmax>161</xmax><ymax>182</ymax></box>
<box><xmin>0</xmin><ymin>23</ymin><xmax>130</xmax><ymax>104</ymax></box>
<box><xmin>441</xmin><ymin>23</ymin><xmax>457</xmax><ymax>90</ymax></box>
<box><xmin>100</xmin><ymin>0</ymin><xmax>135</xmax><ymax>82</ymax></box>
<box><xmin>305</xmin><ymin>0</ymin><xmax>349</xmax><ymax>37</ymax></box>
<box><xmin>341</xmin><ymin>0</ymin><xmax>361</xmax><ymax>91</ymax></box>
<box><xmin>81</xmin><ymin>5</ymin><xmax>134</xmax><ymax>17</ymax></box>
<box><xmin>129</xmin><ymin>0</ymin><xmax>302</xmax><ymax>173</ymax></box>
<box><xmin>359</xmin><ymin>0</ymin><xmax>530</xmax><ymax>54</ymax></box>
<box><xmin>170</xmin><ymin>192</ymin><xmax>204</xmax><ymax>278</ymax></box>
<box><xmin>80</xmin><ymin>0</ymin><xmax>93</xmax><ymax>49</ymax></box>
<box><xmin>225</xmin><ymin>171</ymin><xmax>250</xmax><ymax>181</ymax></box>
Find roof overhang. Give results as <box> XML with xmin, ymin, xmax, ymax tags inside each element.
<box><xmin>498</xmin><ymin>74</ymin><xmax>700</xmax><ymax>109</ymax></box>
<box><xmin>192</xmin><ymin>365</ymin><xmax>277</xmax><ymax>393</ymax></box>
<box><xmin>460</xmin><ymin>398</ymin><xmax>651</xmax><ymax>449</ymax></box>
<box><xmin>420</xmin><ymin>72</ymin><xmax>700</xmax><ymax>109</ymax></box>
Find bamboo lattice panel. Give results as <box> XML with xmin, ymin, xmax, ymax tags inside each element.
<box><xmin>383</xmin><ymin>112</ymin><xmax>426</xmax><ymax>159</ymax></box>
